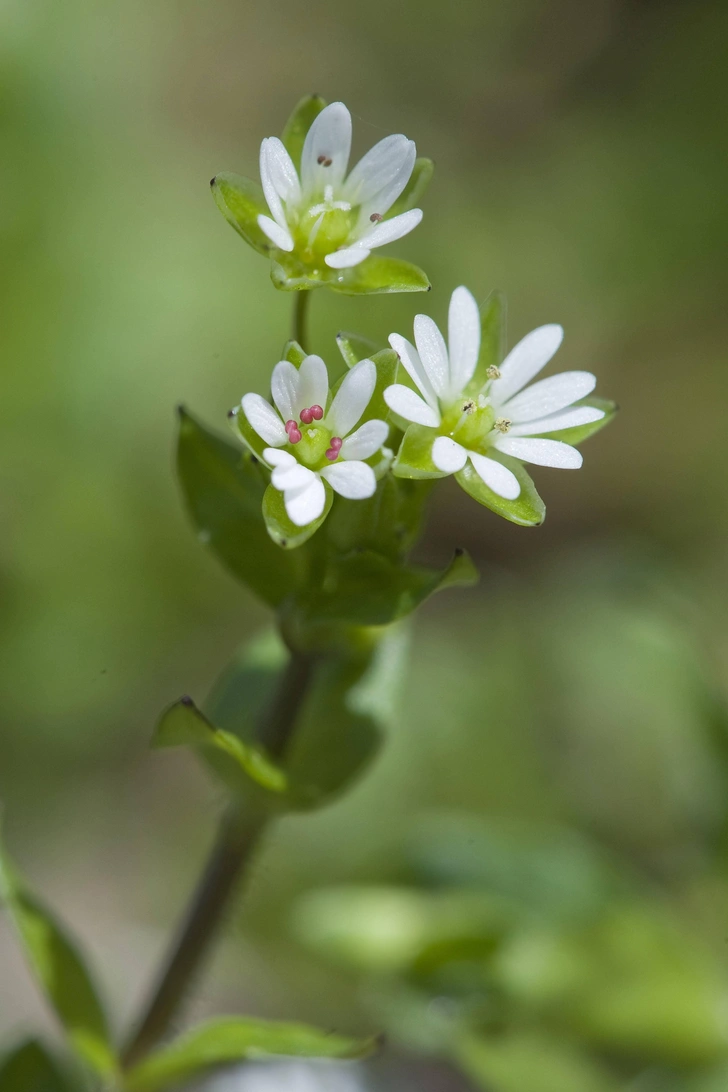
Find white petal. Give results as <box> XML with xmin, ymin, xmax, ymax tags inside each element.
<box><xmin>271</xmin><ymin>460</ymin><xmax>315</xmax><ymax>492</ymax></box>
<box><xmin>343</xmin><ymin>134</ymin><xmax>416</xmax><ymax>212</ymax></box>
<box><xmin>270</xmin><ymin>360</ymin><xmax>300</xmax><ymax>422</ymax></box>
<box><xmin>325</xmin><ymin>246</ymin><xmax>370</xmax><ymax>269</ymax></box>
<box><xmin>468</xmin><ymin>452</ymin><xmax>521</xmax><ymax>499</ymax></box>
<box><xmin>383</xmin><ymin>384</ymin><xmax>440</xmax><ymax>427</ymax></box>
<box><xmin>503</xmin><ymin>371</ymin><xmax>597</xmax><ymax>423</ymax></box>
<box><xmin>257</xmin><ymin>214</ymin><xmax>294</xmax><ymax>251</ymax></box>
<box><xmin>490</xmin><ymin>324</ymin><xmax>564</xmax><ymax>406</ymax></box>
<box><xmin>413</xmin><ymin>314</ymin><xmax>449</xmax><ymax>398</ymax></box>
<box><xmin>447</xmin><ymin>286</ymin><xmax>480</xmax><ymax>396</ymax></box>
<box><xmin>298</xmin><ymin>354</ymin><xmax>329</xmax><ymax>413</ymax></box>
<box><xmin>432</xmin><ymin>436</ymin><xmax>467</xmax><ymax>474</ymax></box>
<box><xmin>508</xmin><ymin>405</ymin><xmax>605</xmax><ymax>437</ymax></box>
<box><xmin>360</xmin><ymin>208</ymin><xmax>422</xmax><ymax>249</ymax></box>
<box><xmin>326</xmin><ymin>359</ymin><xmax>376</xmax><ymax>437</ymax></box>
<box><xmin>340</xmin><ymin>419</ymin><xmax>389</xmax><ymax>460</ymax></box>
<box><xmin>494</xmin><ymin>436</ymin><xmax>583</xmax><ymax>469</ymax></box>
<box><xmin>262</xmin><ymin>447</ymin><xmax>296</xmax><ymax>468</ymax></box>
<box><xmin>319</xmin><ymin>460</ymin><xmax>376</xmax><ymax>499</ymax></box>
<box><xmin>259</xmin><ymin>137</ymin><xmax>299</xmax><ymax>228</ymax></box>
<box><xmin>241</xmin><ymin>393</ymin><xmax>287</xmax><ymax>446</ymax></box>
<box><xmin>284</xmin><ymin>476</ymin><xmax>327</xmax><ymax>527</ymax></box>
<box><xmin>300</xmin><ymin>101</ymin><xmax>352</xmax><ymax>196</ymax></box>
<box><xmin>388</xmin><ymin>333</ymin><xmax>439</xmax><ymax>409</ymax></box>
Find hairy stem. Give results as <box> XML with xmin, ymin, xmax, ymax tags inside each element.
<box><xmin>122</xmin><ymin>650</ymin><xmax>315</xmax><ymax>1069</ymax></box>
<box><xmin>293</xmin><ymin>289</ymin><xmax>311</xmax><ymax>350</ymax></box>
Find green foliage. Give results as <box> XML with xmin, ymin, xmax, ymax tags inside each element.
<box><xmin>210</xmin><ymin>173</ymin><xmax>271</xmax><ymax>256</ymax></box>
<box><xmin>0</xmin><ymin>1040</ymin><xmax>73</xmax><ymax>1092</ymax></box>
<box><xmin>0</xmin><ymin>833</ymin><xmax>117</xmax><ymax>1080</ymax></box>
<box><xmin>336</xmin><ymin>331</ymin><xmax>381</xmax><ymax>368</ymax></box>
<box><xmin>387</xmin><ymin>157</ymin><xmax>435</xmax><ymax>219</ymax></box>
<box><xmin>124</xmin><ymin>1017</ymin><xmax>375</xmax><ymax>1092</ymax></box>
<box><xmin>456</xmin><ymin>455</ymin><xmax>545</xmax><ymax>526</ymax></box>
<box><xmin>393</xmin><ymin>424</ymin><xmax>447</xmax><ymax>479</ymax></box>
<box><xmin>262</xmin><ymin>480</ymin><xmax>333</xmax><ymax>549</ymax></box>
<box><xmin>281</xmin><ymin>94</ymin><xmax>327</xmax><ymax>169</ymax></box>
<box><xmin>271</xmin><ymin>253</ymin><xmax>430</xmax><ymax>294</ymax></box>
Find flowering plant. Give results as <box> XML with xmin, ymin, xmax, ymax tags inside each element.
<box><xmin>0</xmin><ymin>94</ymin><xmax>614</xmax><ymax>1092</ymax></box>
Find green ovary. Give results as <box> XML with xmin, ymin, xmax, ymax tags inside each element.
<box><xmin>295</xmin><ymin>206</ymin><xmax>356</xmax><ymax>262</ymax></box>
<box><xmin>294</xmin><ymin>425</ymin><xmax>332</xmax><ymax>467</ymax></box>
<box><xmin>441</xmin><ymin>399</ymin><xmax>496</xmax><ymax>453</ymax></box>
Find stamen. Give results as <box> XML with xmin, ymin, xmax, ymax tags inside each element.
<box><xmin>288</xmin><ymin>426</ymin><xmax>302</xmax><ymax>444</ymax></box>
<box><xmin>330</xmin><ymin>436</ymin><xmax>343</xmax><ymax>450</ymax></box>
<box><xmin>461</xmin><ymin>399</ymin><xmax>475</xmax><ymax>415</ymax></box>
<box><xmin>310</xmin><ymin>404</ymin><xmax>324</xmax><ymax>420</ymax></box>
<box><xmin>486</xmin><ymin>365</ymin><xmax>501</xmax><ymax>380</ymax></box>
<box><xmin>370</xmin><ymin>212</ymin><xmax>383</xmax><ymax>222</ymax></box>
<box><xmin>285</xmin><ymin>419</ymin><xmax>297</xmax><ymax>432</ymax></box>
<box><xmin>325</xmin><ymin>435</ymin><xmax>343</xmax><ymax>461</ymax></box>
<box><xmin>317</xmin><ymin>154</ymin><xmax>333</xmax><ymax>167</ymax></box>
<box><xmin>300</xmin><ymin>407</ymin><xmax>314</xmax><ymax>424</ymax></box>
<box><xmin>494</xmin><ymin>417</ymin><xmax>511</xmax><ymax>433</ymax></box>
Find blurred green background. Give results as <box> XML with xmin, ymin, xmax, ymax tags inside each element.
<box><xmin>1</xmin><ymin>0</ymin><xmax>727</xmax><ymax>1087</ymax></box>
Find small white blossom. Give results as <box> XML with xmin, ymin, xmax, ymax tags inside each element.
<box><xmin>258</xmin><ymin>102</ymin><xmax>422</xmax><ymax>269</ymax></box>
<box><xmin>241</xmin><ymin>355</ymin><xmax>389</xmax><ymax>527</ymax></box>
<box><xmin>384</xmin><ymin>286</ymin><xmax>605</xmax><ymax>500</ymax></box>
<box><xmin>205</xmin><ymin>1060</ymin><xmax>367</xmax><ymax>1092</ymax></box>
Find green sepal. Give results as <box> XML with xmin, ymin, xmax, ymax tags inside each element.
<box><xmin>124</xmin><ymin>1017</ymin><xmax>375</xmax><ymax>1092</ymax></box>
<box><xmin>210</xmin><ymin>173</ymin><xmax>271</xmax><ymax>256</ymax></box>
<box><xmin>305</xmin><ymin>548</ymin><xmax>478</xmax><ymax>627</ymax></box>
<box><xmin>153</xmin><ymin>697</ymin><xmax>287</xmax><ymax>795</ymax></box>
<box><xmin>228</xmin><ymin>406</ymin><xmax>267</xmax><ymax>461</ymax></box>
<box><xmin>177</xmin><ymin>409</ymin><xmax>309</xmax><ymax>604</ymax></box>
<box><xmin>468</xmin><ymin>288</ymin><xmax>506</xmax><ymax>392</ymax></box>
<box><xmin>0</xmin><ymin>829</ymin><xmax>118</xmax><ymax>1080</ymax></box>
<box><xmin>280</xmin><ymin>338</ymin><xmax>307</xmax><ymax>367</ymax></box>
<box><xmin>455</xmin><ymin>1031</ymin><xmax>619</xmax><ymax>1092</ymax></box>
<box><xmin>281</xmin><ymin>94</ymin><xmax>327</xmax><ymax>171</ymax></box>
<box><xmin>393</xmin><ymin>424</ymin><xmax>447</xmax><ymax>479</ymax></box>
<box><xmin>456</xmin><ymin>453</ymin><xmax>545</xmax><ymax>527</ymax></box>
<box><xmin>537</xmin><ymin>397</ymin><xmax>618</xmax><ymax>446</ymax></box>
<box><xmin>387</xmin><ymin>157</ymin><xmax>434</xmax><ymax>219</ymax></box>
<box><xmin>262</xmin><ymin>481</ymin><xmax>333</xmax><ymax>549</ymax></box>
<box><xmin>271</xmin><ymin>253</ymin><xmax>430</xmax><ymax>295</ymax></box>
<box><xmin>336</xmin><ymin>331</ymin><xmax>380</xmax><ymax>368</ymax></box>
<box><xmin>324</xmin><ymin>475</ymin><xmax>433</xmax><ymax>561</ymax></box>
<box><xmin>0</xmin><ymin>1040</ymin><xmax>75</xmax><ymax>1092</ymax></box>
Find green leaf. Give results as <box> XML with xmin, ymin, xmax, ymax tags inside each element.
<box><xmin>153</xmin><ymin>697</ymin><xmax>287</xmax><ymax>795</ymax></box>
<box><xmin>0</xmin><ymin>1040</ymin><xmax>73</xmax><ymax>1092</ymax></box>
<box><xmin>125</xmin><ymin>1017</ymin><xmax>375</xmax><ymax>1092</ymax></box>
<box><xmin>210</xmin><ymin>173</ymin><xmax>271</xmax><ymax>256</ymax></box>
<box><xmin>177</xmin><ymin>408</ymin><xmax>309</xmax><ymax>603</ymax></box>
<box><xmin>306</xmin><ymin>548</ymin><xmax>478</xmax><ymax>626</ymax></box>
<box><xmin>456</xmin><ymin>453</ymin><xmax>545</xmax><ymax>527</ymax></box>
<box><xmin>455</xmin><ymin>1032</ymin><xmax>618</xmax><ymax>1092</ymax></box>
<box><xmin>330</xmin><ymin>254</ymin><xmax>430</xmax><ymax>295</ymax></box>
<box><xmin>262</xmin><ymin>480</ymin><xmax>333</xmax><ymax>549</ymax></box>
<box><xmin>469</xmin><ymin>289</ymin><xmax>507</xmax><ymax>391</ymax></box>
<box><xmin>538</xmin><ymin>397</ymin><xmax>618</xmax><ymax>446</ymax></box>
<box><xmin>281</xmin><ymin>94</ymin><xmax>327</xmax><ymax>170</ymax></box>
<box><xmin>336</xmin><ymin>331</ymin><xmax>381</xmax><ymax>368</ymax></box>
<box><xmin>0</xmin><ymin>833</ymin><xmax>117</xmax><ymax>1079</ymax></box>
<box><xmin>387</xmin><ymin>157</ymin><xmax>434</xmax><ymax>219</ymax></box>
<box><xmin>392</xmin><ymin>423</ymin><xmax>448</xmax><ymax>479</ymax></box>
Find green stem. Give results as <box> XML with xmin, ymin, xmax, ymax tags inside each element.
<box><xmin>292</xmin><ymin>289</ymin><xmax>311</xmax><ymax>351</ymax></box>
<box><xmin>121</xmin><ymin>651</ymin><xmax>315</xmax><ymax>1070</ymax></box>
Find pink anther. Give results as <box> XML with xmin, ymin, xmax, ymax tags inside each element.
<box><xmin>288</xmin><ymin>426</ymin><xmax>302</xmax><ymax>444</ymax></box>
<box><xmin>325</xmin><ymin>447</ymin><xmax>339</xmax><ymax>461</ymax></box>
<box><xmin>285</xmin><ymin>419</ymin><xmax>297</xmax><ymax>434</ymax></box>
<box><xmin>329</xmin><ymin>436</ymin><xmax>343</xmax><ymax>450</ymax></box>
<box><xmin>300</xmin><ymin>407</ymin><xmax>314</xmax><ymax>424</ymax></box>
<box><xmin>310</xmin><ymin>404</ymin><xmax>324</xmax><ymax>420</ymax></box>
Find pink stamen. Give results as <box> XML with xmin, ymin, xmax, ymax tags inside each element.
<box><xmin>285</xmin><ymin>419</ymin><xmax>297</xmax><ymax>434</ymax></box>
<box><xmin>300</xmin><ymin>407</ymin><xmax>314</xmax><ymax>424</ymax></box>
<box><xmin>330</xmin><ymin>436</ymin><xmax>343</xmax><ymax>450</ymax></box>
<box><xmin>325</xmin><ymin>448</ymin><xmax>338</xmax><ymax>461</ymax></box>
<box><xmin>288</xmin><ymin>426</ymin><xmax>302</xmax><ymax>444</ymax></box>
<box><xmin>310</xmin><ymin>404</ymin><xmax>324</xmax><ymax>420</ymax></box>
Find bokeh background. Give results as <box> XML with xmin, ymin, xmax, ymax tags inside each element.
<box><xmin>1</xmin><ymin>0</ymin><xmax>727</xmax><ymax>1088</ymax></box>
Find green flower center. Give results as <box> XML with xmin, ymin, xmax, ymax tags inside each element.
<box><xmin>293</xmin><ymin>185</ymin><xmax>357</xmax><ymax>261</ymax></box>
<box><xmin>292</xmin><ymin>425</ymin><xmax>333</xmax><ymax>467</ymax></box>
<box><xmin>441</xmin><ymin>397</ymin><xmax>496</xmax><ymax>452</ymax></box>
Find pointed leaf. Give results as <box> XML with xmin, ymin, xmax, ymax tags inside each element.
<box><xmin>536</xmin><ymin>397</ymin><xmax>617</xmax><ymax>446</ymax></box>
<box><xmin>262</xmin><ymin>481</ymin><xmax>333</xmax><ymax>549</ymax></box>
<box><xmin>306</xmin><ymin>548</ymin><xmax>478</xmax><ymax>626</ymax></box>
<box><xmin>456</xmin><ymin>453</ymin><xmax>545</xmax><ymax>527</ymax></box>
<box><xmin>281</xmin><ymin>94</ymin><xmax>327</xmax><ymax>170</ymax></box>
<box><xmin>0</xmin><ymin>834</ymin><xmax>117</xmax><ymax>1079</ymax></box>
<box><xmin>210</xmin><ymin>173</ymin><xmax>271</xmax><ymax>256</ymax></box>
<box><xmin>153</xmin><ymin>698</ymin><xmax>287</xmax><ymax>795</ymax></box>
<box><xmin>125</xmin><ymin>1017</ymin><xmax>375</xmax><ymax>1092</ymax></box>
<box><xmin>336</xmin><ymin>331</ymin><xmax>381</xmax><ymax>369</ymax></box>
<box><xmin>0</xmin><ymin>1040</ymin><xmax>74</xmax><ymax>1092</ymax></box>
<box><xmin>177</xmin><ymin>409</ymin><xmax>309</xmax><ymax>604</ymax></box>
<box><xmin>393</xmin><ymin>423</ymin><xmax>447</xmax><ymax>479</ymax></box>
<box><xmin>330</xmin><ymin>255</ymin><xmax>430</xmax><ymax>295</ymax></box>
<box><xmin>386</xmin><ymin>157</ymin><xmax>434</xmax><ymax>219</ymax></box>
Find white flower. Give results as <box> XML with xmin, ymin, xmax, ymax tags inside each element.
<box><xmin>384</xmin><ymin>286</ymin><xmax>605</xmax><ymax>500</ymax></box>
<box><xmin>205</xmin><ymin>1060</ymin><xmax>366</xmax><ymax>1092</ymax></box>
<box><xmin>241</xmin><ymin>355</ymin><xmax>389</xmax><ymax>527</ymax></box>
<box><xmin>258</xmin><ymin>101</ymin><xmax>423</xmax><ymax>270</ymax></box>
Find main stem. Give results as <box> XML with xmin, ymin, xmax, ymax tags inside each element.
<box><xmin>122</xmin><ymin>656</ymin><xmax>315</xmax><ymax>1067</ymax></box>
<box><xmin>293</xmin><ymin>289</ymin><xmax>311</xmax><ymax>349</ymax></box>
